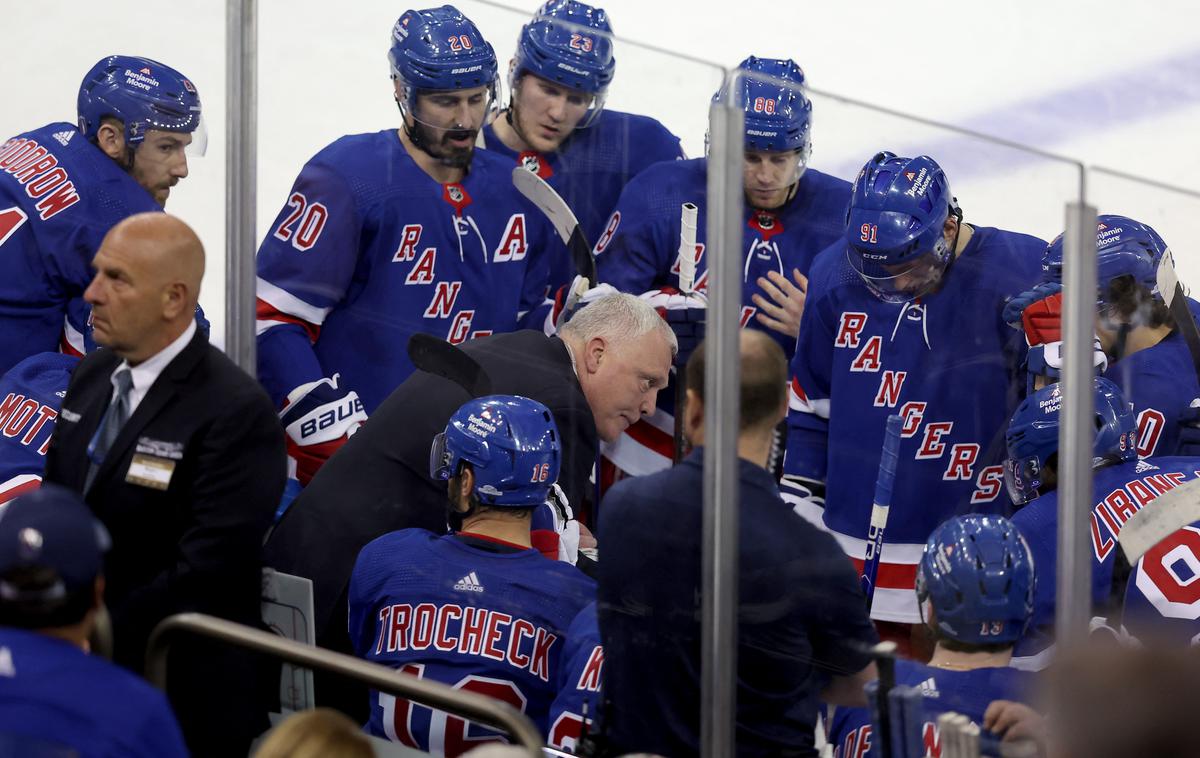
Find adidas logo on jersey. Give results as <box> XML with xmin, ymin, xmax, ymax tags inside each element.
<box><xmin>918</xmin><ymin>677</ymin><xmax>940</xmax><ymax>698</ymax></box>
<box><xmin>453</xmin><ymin>572</ymin><xmax>484</xmax><ymax>593</ymax></box>
<box><xmin>52</xmin><ymin>130</ymin><xmax>74</xmax><ymax>147</ymax></box>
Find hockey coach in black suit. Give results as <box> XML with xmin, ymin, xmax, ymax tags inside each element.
<box><xmin>264</xmin><ymin>293</ymin><xmax>676</xmax><ymax>687</ymax></box>
<box><xmin>44</xmin><ymin>213</ymin><xmax>286</xmax><ymax>756</ymax></box>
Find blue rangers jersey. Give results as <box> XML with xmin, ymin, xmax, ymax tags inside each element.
<box><xmin>1011</xmin><ymin>456</ymin><xmax>1200</xmax><ymax>668</ymax></box>
<box><xmin>546</xmin><ymin>602</ymin><xmax>602</xmax><ymax>753</ymax></box>
<box><xmin>482</xmin><ymin>109</ymin><xmax>683</xmax><ymax>290</ymax></box>
<box><xmin>256</xmin><ymin>130</ymin><xmax>563</xmax><ymax>412</ymax></box>
<box><xmin>0</xmin><ymin>123</ymin><xmax>161</xmax><ymax>375</ymax></box>
<box><xmin>594</xmin><ymin>158</ymin><xmax>851</xmax><ymax>475</ymax></box>
<box><xmin>0</xmin><ymin>352</ymin><xmax>77</xmax><ymax>505</ymax></box>
<box><xmin>1103</xmin><ymin>300</ymin><xmax>1200</xmax><ymax>457</ymax></box>
<box><xmin>828</xmin><ymin>659</ymin><xmax>1034</xmax><ymax>758</ymax></box>
<box><xmin>785</xmin><ymin>226</ymin><xmax>1044</xmax><ymax>622</ymax></box>
<box><xmin>349</xmin><ymin>529</ymin><xmax>595</xmax><ymax>756</ymax></box>
<box><xmin>1123</xmin><ymin>517</ymin><xmax>1200</xmax><ymax>647</ymax></box>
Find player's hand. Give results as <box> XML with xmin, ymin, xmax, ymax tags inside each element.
<box><xmin>280</xmin><ymin>374</ymin><xmax>368</xmax><ymax>486</ymax></box>
<box><xmin>1002</xmin><ymin>282</ymin><xmax>1063</xmax><ymax>329</ymax></box>
<box><xmin>545</xmin><ymin>275</ymin><xmax>621</xmax><ymax>334</ymax></box>
<box><xmin>983</xmin><ymin>700</ymin><xmax>1048</xmax><ymax>750</ymax></box>
<box><xmin>1174</xmin><ymin>399</ymin><xmax>1200</xmax><ymax>456</ymax></box>
<box><xmin>753</xmin><ymin>268</ymin><xmax>807</xmax><ymax>339</ymax></box>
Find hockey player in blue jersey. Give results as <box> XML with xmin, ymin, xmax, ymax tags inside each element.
<box><xmin>482</xmin><ymin>0</ymin><xmax>683</xmax><ymax>289</ymax></box>
<box><xmin>591</xmin><ymin>55</ymin><xmax>850</xmax><ymax>476</ymax></box>
<box><xmin>827</xmin><ymin>515</ymin><xmax>1037</xmax><ymax>758</ymax></box>
<box><xmin>782</xmin><ymin>151</ymin><xmax>1045</xmax><ymax>629</ymax></box>
<box><xmin>546</xmin><ymin>602</ymin><xmax>602</xmax><ymax>753</ymax></box>
<box><xmin>348</xmin><ymin>394</ymin><xmax>595</xmax><ymax>755</ymax></box>
<box><xmin>1122</xmin><ymin>515</ymin><xmax>1200</xmax><ymax>647</ymax></box>
<box><xmin>1004</xmin><ymin>377</ymin><xmax>1200</xmax><ymax>668</ymax></box>
<box><xmin>0</xmin><ymin>55</ymin><xmax>203</xmax><ymax>375</ymax></box>
<box><xmin>256</xmin><ymin>5</ymin><xmax>569</xmax><ymax>486</ymax></box>
<box><xmin>1009</xmin><ymin>215</ymin><xmax>1200</xmax><ymax>457</ymax></box>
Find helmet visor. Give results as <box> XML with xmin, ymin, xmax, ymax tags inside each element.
<box><xmin>1004</xmin><ymin>454</ymin><xmax>1043</xmax><ymax>506</ymax></box>
<box><xmin>429</xmin><ymin>431</ymin><xmax>453</xmax><ymax>481</ymax></box>
<box><xmin>846</xmin><ymin>244</ymin><xmax>948</xmax><ymax>304</ymax></box>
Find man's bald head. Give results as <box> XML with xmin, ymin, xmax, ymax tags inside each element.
<box><xmin>84</xmin><ymin>212</ymin><xmax>206</xmax><ymax>364</ymax></box>
<box><xmin>685</xmin><ymin>329</ymin><xmax>788</xmax><ymax>433</ymax></box>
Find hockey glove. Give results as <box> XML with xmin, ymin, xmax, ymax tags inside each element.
<box><xmin>531</xmin><ymin>483</ymin><xmax>581</xmax><ymax>564</ymax></box>
<box><xmin>779</xmin><ymin>474</ymin><xmax>828</xmax><ymax>528</ymax></box>
<box><xmin>545</xmin><ymin>275</ymin><xmax>621</xmax><ymax>335</ymax></box>
<box><xmin>1009</xmin><ymin>287</ymin><xmax>1107</xmax><ymax>391</ymax></box>
<box><xmin>1002</xmin><ymin>282</ymin><xmax>1063</xmax><ymax>329</ymax></box>
<box><xmin>640</xmin><ymin>287</ymin><xmax>707</xmax><ymax>368</ymax></box>
<box><xmin>280</xmin><ymin>374</ymin><xmax>368</xmax><ymax>486</ymax></box>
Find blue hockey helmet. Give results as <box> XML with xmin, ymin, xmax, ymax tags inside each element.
<box><xmin>722</xmin><ymin>56</ymin><xmax>811</xmax><ymax>155</ymax></box>
<box><xmin>388</xmin><ymin>5</ymin><xmax>500</xmax><ymax>117</ymax></box>
<box><xmin>1004</xmin><ymin>377</ymin><xmax>1138</xmax><ymax>506</ymax></box>
<box><xmin>1042</xmin><ymin>214</ymin><xmax>1171</xmax><ymax>307</ymax></box>
<box><xmin>917</xmin><ymin>515</ymin><xmax>1035</xmax><ymax>645</ymax></box>
<box><xmin>844</xmin><ymin>152</ymin><xmax>959</xmax><ymax>303</ymax></box>
<box><xmin>512</xmin><ymin>0</ymin><xmax>615</xmax><ymax>128</ymax></box>
<box><xmin>430</xmin><ymin>395</ymin><xmax>561</xmax><ymax>507</ymax></box>
<box><xmin>77</xmin><ymin>55</ymin><xmax>204</xmax><ymax>152</ymax></box>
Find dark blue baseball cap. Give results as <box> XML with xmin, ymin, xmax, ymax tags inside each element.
<box><xmin>0</xmin><ymin>484</ymin><xmax>110</xmax><ymax>602</ymax></box>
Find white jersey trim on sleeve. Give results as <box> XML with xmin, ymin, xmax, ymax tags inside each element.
<box><xmin>256</xmin><ymin>276</ymin><xmax>333</xmax><ymax>327</ymax></box>
<box><xmin>788</xmin><ymin>377</ymin><xmax>830</xmax><ymax>419</ymax></box>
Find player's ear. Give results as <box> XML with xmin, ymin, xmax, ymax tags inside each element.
<box><xmin>95</xmin><ymin>121</ymin><xmax>126</xmax><ymax>161</ymax></box>
<box><xmin>455</xmin><ymin>466</ymin><xmax>476</xmax><ymax>512</ymax></box>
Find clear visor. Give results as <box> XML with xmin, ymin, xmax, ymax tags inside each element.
<box><xmin>743</xmin><ymin>149</ymin><xmax>806</xmax><ymax>201</ymax></box>
<box><xmin>135</xmin><ymin>109</ymin><xmax>207</xmax><ymax>157</ymax></box>
<box><xmin>429</xmin><ymin>431</ymin><xmax>453</xmax><ymax>481</ymax></box>
<box><xmin>405</xmin><ymin>78</ymin><xmax>500</xmax><ymax>135</ymax></box>
<box><xmin>1004</xmin><ymin>454</ymin><xmax>1043</xmax><ymax>506</ymax></box>
<box><xmin>846</xmin><ymin>243</ymin><xmax>948</xmax><ymax>304</ymax></box>
<box><xmin>512</xmin><ymin>73</ymin><xmax>607</xmax><ymax>131</ymax></box>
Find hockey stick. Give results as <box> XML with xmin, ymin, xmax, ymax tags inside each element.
<box><xmin>406</xmin><ymin>333</ymin><xmax>493</xmax><ymax>399</ymax></box>
<box><xmin>1157</xmin><ymin>246</ymin><xmax>1200</xmax><ymax>379</ymax></box>
<box><xmin>1118</xmin><ymin>476</ymin><xmax>1200</xmax><ymax>563</ymax></box>
<box><xmin>512</xmin><ymin>167</ymin><xmax>597</xmax><ymax>288</ymax></box>
<box><xmin>673</xmin><ymin>202</ymin><xmax>701</xmax><ymax>463</ymax></box>
<box><xmin>861</xmin><ymin>414</ymin><xmax>902</xmax><ymax>610</ymax></box>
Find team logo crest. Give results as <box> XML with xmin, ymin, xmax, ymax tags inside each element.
<box><xmin>756</xmin><ymin>211</ymin><xmax>776</xmax><ymax>230</ymax></box>
<box><xmin>448</xmin><ymin>185</ymin><xmax>463</xmax><ymax>203</ymax></box>
<box><xmin>521</xmin><ymin>154</ymin><xmax>541</xmax><ymax>173</ymax></box>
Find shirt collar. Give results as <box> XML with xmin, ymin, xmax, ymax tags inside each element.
<box><xmin>120</xmin><ymin>320</ymin><xmax>197</xmax><ymax>396</ymax></box>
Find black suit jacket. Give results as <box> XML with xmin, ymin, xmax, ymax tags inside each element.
<box><xmin>265</xmin><ymin>330</ymin><xmax>597</xmax><ymax>646</ymax></box>
<box><xmin>44</xmin><ymin>329</ymin><xmax>286</xmax><ymax>666</ymax></box>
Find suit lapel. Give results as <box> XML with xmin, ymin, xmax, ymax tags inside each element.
<box><xmin>92</xmin><ymin>331</ymin><xmax>207</xmax><ymax>487</ymax></box>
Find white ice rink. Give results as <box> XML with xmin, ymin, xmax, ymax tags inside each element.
<box><xmin>3</xmin><ymin>0</ymin><xmax>1198</xmax><ymax>342</ymax></box>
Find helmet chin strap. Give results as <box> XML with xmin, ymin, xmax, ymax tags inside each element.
<box><xmin>396</xmin><ymin>97</ymin><xmax>471</xmax><ymax>169</ymax></box>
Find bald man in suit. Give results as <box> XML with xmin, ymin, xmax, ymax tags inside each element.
<box><xmin>45</xmin><ymin>213</ymin><xmax>286</xmax><ymax>756</ymax></box>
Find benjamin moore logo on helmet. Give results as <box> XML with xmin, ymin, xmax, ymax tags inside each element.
<box><xmin>123</xmin><ymin>68</ymin><xmax>161</xmax><ymax>92</ymax></box>
<box><xmin>394</xmin><ymin>16</ymin><xmax>411</xmax><ymax>40</ymax></box>
<box><xmin>1097</xmin><ymin>224</ymin><xmax>1124</xmax><ymax>243</ymax></box>
<box><xmin>466</xmin><ymin>412</ymin><xmax>498</xmax><ymax>437</ymax></box>
<box><xmin>904</xmin><ymin>166</ymin><xmax>932</xmax><ymax>198</ymax></box>
<box><xmin>1038</xmin><ymin>386</ymin><xmax>1062</xmax><ymax>414</ymax></box>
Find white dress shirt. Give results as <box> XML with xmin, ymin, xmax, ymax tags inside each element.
<box><xmin>109</xmin><ymin>320</ymin><xmax>197</xmax><ymax>416</ymax></box>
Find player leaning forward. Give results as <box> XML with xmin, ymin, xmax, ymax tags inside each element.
<box><xmin>256</xmin><ymin>5</ymin><xmax>566</xmax><ymax>484</ymax></box>
<box><xmin>782</xmin><ymin>152</ymin><xmax>1045</xmax><ymax>629</ymax></box>
<box><xmin>0</xmin><ymin>55</ymin><xmax>203</xmax><ymax>375</ymax></box>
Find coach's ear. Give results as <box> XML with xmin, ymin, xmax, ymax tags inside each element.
<box><xmin>684</xmin><ymin>388</ymin><xmax>705</xmax><ymax>447</ymax></box>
